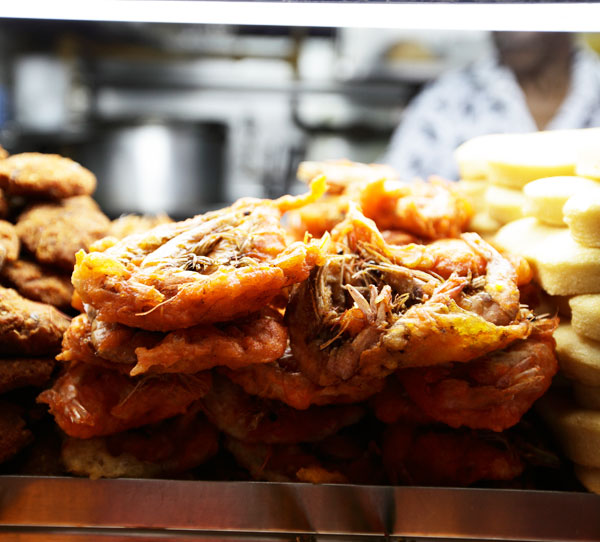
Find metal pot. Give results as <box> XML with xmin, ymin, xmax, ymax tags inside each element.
<box><xmin>79</xmin><ymin>121</ymin><xmax>226</xmax><ymax>219</ymax></box>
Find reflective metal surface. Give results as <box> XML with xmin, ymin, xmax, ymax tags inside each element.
<box><xmin>0</xmin><ymin>477</ymin><xmax>599</xmax><ymax>541</ymax></box>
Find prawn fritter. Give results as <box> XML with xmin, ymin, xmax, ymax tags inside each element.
<box><xmin>1</xmin><ymin>259</ymin><xmax>73</xmax><ymax>310</ymax></box>
<box><xmin>0</xmin><ymin>153</ymin><xmax>96</xmax><ymax>199</ymax></box>
<box><xmin>0</xmin><ymin>358</ymin><xmax>55</xmax><ymax>394</ymax></box>
<box><xmin>108</xmin><ymin>213</ymin><xmax>173</xmax><ymax>239</ymax></box>
<box><xmin>62</xmin><ymin>411</ymin><xmax>218</xmax><ymax>479</ymax></box>
<box><xmin>16</xmin><ymin>196</ymin><xmax>110</xmax><ymax>271</ymax></box>
<box><xmin>287</xmin><ymin>206</ymin><xmax>531</xmax><ymax>387</ymax></box>
<box><xmin>200</xmin><ymin>374</ymin><xmax>365</xmax><ymax>444</ymax></box>
<box><xmin>72</xmin><ymin>179</ymin><xmax>326</xmax><ymax>331</ymax></box>
<box><xmin>131</xmin><ymin>307</ymin><xmax>287</xmax><ymax>375</ymax></box>
<box><xmin>0</xmin><ymin>220</ymin><xmax>19</xmax><ymax>269</ymax></box>
<box><xmin>0</xmin><ymin>286</ymin><xmax>71</xmax><ymax>356</ymax></box>
<box><xmin>359</xmin><ymin>177</ymin><xmax>473</xmax><ymax>240</ymax></box>
<box><xmin>57</xmin><ymin>314</ymin><xmax>135</xmax><ymax>374</ymax></box>
<box><xmin>382</xmin><ymin>423</ymin><xmax>524</xmax><ymax>486</ymax></box>
<box><xmin>37</xmin><ymin>363</ymin><xmax>212</xmax><ymax>438</ymax></box>
<box><xmin>223</xmin><ymin>350</ymin><xmax>385</xmax><ymax>410</ymax></box>
<box><xmin>0</xmin><ymin>402</ymin><xmax>32</xmax><ymax>464</ymax></box>
<box><xmin>398</xmin><ymin>317</ymin><xmax>558</xmax><ymax>432</ymax></box>
<box><xmin>64</xmin><ymin>308</ymin><xmax>288</xmax><ymax>376</ymax></box>
<box><xmin>287</xmin><ymin>206</ymin><xmax>441</xmax><ymax>386</ymax></box>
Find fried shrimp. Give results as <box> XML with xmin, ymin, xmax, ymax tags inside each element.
<box><xmin>382</xmin><ymin>423</ymin><xmax>524</xmax><ymax>486</ymax></box>
<box><xmin>72</xmin><ymin>178</ymin><xmax>326</xmax><ymax>331</ymax></box>
<box><xmin>38</xmin><ymin>363</ymin><xmax>212</xmax><ymax>438</ymax></box>
<box><xmin>397</xmin><ymin>317</ymin><xmax>559</xmax><ymax>432</ymax></box>
<box><xmin>287</xmin><ymin>205</ymin><xmax>532</xmax><ymax>387</ymax></box>
<box><xmin>200</xmin><ymin>374</ymin><xmax>365</xmax><ymax>444</ymax></box>
<box><xmin>359</xmin><ymin>177</ymin><xmax>473</xmax><ymax>240</ymax></box>
<box><xmin>222</xmin><ymin>349</ymin><xmax>385</xmax><ymax>410</ymax></box>
<box><xmin>287</xmin><ymin>205</ymin><xmax>442</xmax><ymax>387</ymax></box>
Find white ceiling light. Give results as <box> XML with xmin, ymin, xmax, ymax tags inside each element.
<box><xmin>1</xmin><ymin>1</ymin><xmax>600</xmax><ymax>32</ymax></box>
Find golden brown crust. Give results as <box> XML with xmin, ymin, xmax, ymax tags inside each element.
<box><xmin>16</xmin><ymin>196</ymin><xmax>110</xmax><ymax>271</ymax></box>
<box><xmin>1</xmin><ymin>259</ymin><xmax>73</xmax><ymax>309</ymax></box>
<box><xmin>0</xmin><ymin>145</ymin><xmax>8</xmax><ymax>161</ymax></box>
<box><xmin>0</xmin><ymin>286</ymin><xmax>71</xmax><ymax>356</ymax></box>
<box><xmin>0</xmin><ymin>153</ymin><xmax>96</xmax><ymax>199</ymax></box>
<box><xmin>0</xmin><ymin>357</ymin><xmax>55</xmax><ymax>394</ymax></box>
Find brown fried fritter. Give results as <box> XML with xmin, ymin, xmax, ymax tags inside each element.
<box><xmin>16</xmin><ymin>196</ymin><xmax>110</xmax><ymax>271</ymax></box>
<box><xmin>0</xmin><ymin>220</ymin><xmax>19</xmax><ymax>270</ymax></box>
<box><xmin>0</xmin><ymin>358</ymin><xmax>55</xmax><ymax>394</ymax></box>
<box><xmin>0</xmin><ymin>401</ymin><xmax>32</xmax><ymax>464</ymax></box>
<box><xmin>0</xmin><ymin>152</ymin><xmax>95</xmax><ymax>199</ymax></box>
<box><xmin>108</xmin><ymin>213</ymin><xmax>173</xmax><ymax>239</ymax></box>
<box><xmin>0</xmin><ymin>286</ymin><xmax>71</xmax><ymax>356</ymax></box>
<box><xmin>1</xmin><ymin>259</ymin><xmax>73</xmax><ymax>310</ymax></box>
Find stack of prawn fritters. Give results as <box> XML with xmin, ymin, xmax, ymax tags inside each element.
<box><xmin>39</xmin><ymin>179</ymin><xmax>334</xmax><ymax>478</ymax></box>
<box><xmin>279</xmin><ymin>204</ymin><xmax>558</xmax><ymax>486</ymax></box>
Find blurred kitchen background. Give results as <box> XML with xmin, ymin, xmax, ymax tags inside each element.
<box><xmin>0</xmin><ymin>20</ymin><xmax>593</xmax><ymax>218</ymax></box>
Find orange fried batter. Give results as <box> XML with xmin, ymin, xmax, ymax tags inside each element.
<box><xmin>359</xmin><ymin>177</ymin><xmax>473</xmax><ymax>240</ymax></box>
<box><xmin>200</xmin><ymin>374</ymin><xmax>365</xmax><ymax>444</ymax></box>
<box><xmin>0</xmin><ymin>152</ymin><xmax>96</xmax><ymax>199</ymax></box>
<box><xmin>397</xmin><ymin>317</ymin><xmax>558</xmax><ymax>432</ymax></box>
<box><xmin>286</xmin><ymin>206</ymin><xmax>532</xmax><ymax>387</ymax></box>
<box><xmin>223</xmin><ymin>350</ymin><xmax>385</xmax><ymax>410</ymax></box>
<box><xmin>38</xmin><ymin>363</ymin><xmax>212</xmax><ymax>438</ymax></box>
<box><xmin>72</xmin><ymin>179</ymin><xmax>326</xmax><ymax>331</ymax></box>
<box><xmin>62</xmin><ymin>308</ymin><xmax>288</xmax><ymax>376</ymax></box>
<box><xmin>108</xmin><ymin>213</ymin><xmax>173</xmax><ymax>239</ymax></box>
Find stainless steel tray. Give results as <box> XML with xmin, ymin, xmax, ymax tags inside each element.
<box><xmin>1</xmin><ymin>477</ymin><xmax>599</xmax><ymax>541</ymax></box>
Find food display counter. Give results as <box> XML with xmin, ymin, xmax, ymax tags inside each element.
<box><xmin>2</xmin><ymin>3</ymin><xmax>600</xmax><ymax>542</ymax></box>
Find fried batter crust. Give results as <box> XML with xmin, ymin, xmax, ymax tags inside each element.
<box><xmin>0</xmin><ymin>357</ymin><xmax>55</xmax><ymax>394</ymax></box>
<box><xmin>72</xmin><ymin>180</ymin><xmax>326</xmax><ymax>331</ymax></box>
<box><xmin>0</xmin><ymin>286</ymin><xmax>71</xmax><ymax>356</ymax></box>
<box><xmin>16</xmin><ymin>196</ymin><xmax>110</xmax><ymax>271</ymax></box>
<box><xmin>108</xmin><ymin>214</ymin><xmax>173</xmax><ymax>239</ymax></box>
<box><xmin>38</xmin><ymin>363</ymin><xmax>212</xmax><ymax>438</ymax></box>
<box><xmin>0</xmin><ymin>153</ymin><xmax>96</xmax><ymax>199</ymax></box>
<box><xmin>1</xmin><ymin>259</ymin><xmax>73</xmax><ymax>309</ymax></box>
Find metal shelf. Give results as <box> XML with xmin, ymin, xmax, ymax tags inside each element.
<box><xmin>1</xmin><ymin>476</ymin><xmax>600</xmax><ymax>541</ymax></box>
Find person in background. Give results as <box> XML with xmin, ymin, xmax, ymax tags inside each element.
<box><xmin>381</xmin><ymin>32</ymin><xmax>600</xmax><ymax>181</ymax></box>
